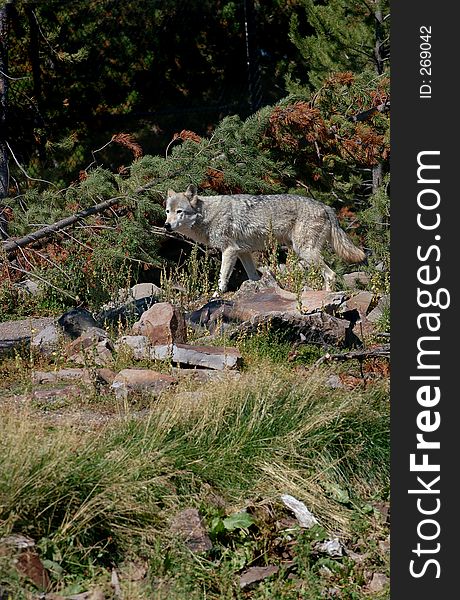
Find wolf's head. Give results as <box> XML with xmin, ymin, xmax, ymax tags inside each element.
<box><xmin>164</xmin><ymin>184</ymin><xmax>200</xmax><ymax>232</ymax></box>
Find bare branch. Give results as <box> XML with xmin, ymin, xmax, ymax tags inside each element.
<box><xmin>6</xmin><ymin>141</ymin><xmax>57</xmax><ymax>187</ymax></box>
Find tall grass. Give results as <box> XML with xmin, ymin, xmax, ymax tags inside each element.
<box><xmin>0</xmin><ymin>367</ymin><xmax>389</xmax><ymax>595</ymax></box>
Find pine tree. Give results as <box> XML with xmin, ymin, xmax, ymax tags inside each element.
<box><xmin>288</xmin><ymin>0</ymin><xmax>390</xmax><ymax>90</ymax></box>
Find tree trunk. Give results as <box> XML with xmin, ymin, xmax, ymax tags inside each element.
<box><xmin>371</xmin><ymin>2</ymin><xmax>386</xmax><ymax>197</ymax></box>
<box><xmin>0</xmin><ymin>1</ymin><xmax>11</xmax><ymax>239</ymax></box>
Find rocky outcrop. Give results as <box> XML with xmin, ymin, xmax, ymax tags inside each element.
<box><xmin>131</xmin><ymin>302</ymin><xmax>187</xmax><ymax>345</ymax></box>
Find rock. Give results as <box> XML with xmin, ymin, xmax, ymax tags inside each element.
<box><xmin>313</xmin><ymin>537</ymin><xmax>344</xmax><ymax>558</ymax></box>
<box><xmin>230</xmin><ymin>312</ymin><xmax>360</xmax><ymax>349</ymax></box>
<box><xmin>280</xmin><ymin>494</ymin><xmax>318</xmax><ymax>529</ymax></box>
<box><xmin>130</xmin><ymin>282</ymin><xmax>162</xmax><ymax>300</ymax></box>
<box><xmin>33</xmin><ymin>367</ymin><xmax>116</xmax><ymax>387</ymax></box>
<box><xmin>232</xmin><ymin>280</ymin><xmax>347</xmax><ymax>321</ymax></box>
<box><xmin>343</xmin><ymin>271</ymin><xmax>370</xmax><ymax>289</ymax></box>
<box><xmin>66</xmin><ymin>327</ymin><xmax>109</xmax><ymax>354</ymax></box>
<box><xmin>379</xmin><ymin>535</ymin><xmax>390</xmax><ymax>555</ymax></box>
<box><xmin>0</xmin><ymin>534</ymin><xmax>49</xmax><ymax>591</ymax></box>
<box><xmin>31</xmin><ymin>323</ymin><xmax>61</xmax><ymax>355</ymax></box>
<box><xmin>66</xmin><ymin>330</ymin><xmax>114</xmax><ymax>367</ymax></box>
<box><xmin>168</xmin><ymin>344</ymin><xmax>242</xmax><ymax>370</ymax></box>
<box><xmin>67</xmin><ymin>591</ymin><xmax>106</xmax><ymax>600</ymax></box>
<box><xmin>170</xmin><ymin>508</ymin><xmax>212</xmax><ymax>553</ymax></box>
<box><xmin>15</xmin><ymin>278</ymin><xmax>41</xmax><ymax>295</ymax></box>
<box><xmin>132</xmin><ymin>302</ymin><xmax>187</xmax><ymax>344</ymax></box>
<box><xmin>116</xmin><ymin>335</ymin><xmax>151</xmax><ymax>359</ymax></box>
<box><xmin>325</xmin><ymin>374</ymin><xmax>344</xmax><ymax>389</ymax></box>
<box><xmin>33</xmin><ymin>368</ymin><xmax>93</xmax><ymax>384</ymax></box>
<box><xmin>32</xmin><ymin>385</ymin><xmax>82</xmax><ymax>404</ymax></box>
<box><xmin>239</xmin><ymin>565</ymin><xmax>279</xmax><ymax>589</ymax></box>
<box><xmin>0</xmin><ymin>317</ymin><xmax>55</xmax><ymax>356</ymax></box>
<box><xmin>340</xmin><ymin>291</ymin><xmax>374</xmax><ymax>320</ymax></box>
<box><xmin>111</xmin><ymin>369</ymin><xmax>176</xmax><ymax>399</ymax></box>
<box><xmin>44</xmin><ymin>592</ymin><xmax>105</xmax><ymax>600</ymax></box>
<box><xmin>187</xmin><ymin>299</ymin><xmax>236</xmax><ymax>334</ymax></box>
<box><xmin>366</xmin><ymin>572</ymin><xmax>390</xmax><ymax>593</ymax></box>
<box><xmin>117</xmin><ymin>336</ymin><xmax>243</xmax><ymax>370</ymax></box>
<box><xmin>366</xmin><ymin>294</ymin><xmax>390</xmax><ymax>323</ymax></box>
<box><xmin>58</xmin><ymin>308</ymin><xmax>99</xmax><ymax>338</ymax></box>
<box><xmin>345</xmin><ymin>548</ymin><xmax>368</xmax><ymax>564</ymax></box>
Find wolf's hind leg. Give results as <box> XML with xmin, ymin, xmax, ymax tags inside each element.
<box><xmin>238</xmin><ymin>252</ymin><xmax>261</xmax><ymax>281</ymax></box>
<box><xmin>293</xmin><ymin>246</ymin><xmax>336</xmax><ymax>291</ymax></box>
<box><xmin>218</xmin><ymin>248</ymin><xmax>238</xmax><ymax>292</ymax></box>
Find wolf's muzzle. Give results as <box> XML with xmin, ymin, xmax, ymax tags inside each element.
<box><xmin>164</xmin><ymin>222</ymin><xmax>172</xmax><ymax>231</ymax></box>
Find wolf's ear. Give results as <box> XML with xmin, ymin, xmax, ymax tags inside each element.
<box><xmin>185</xmin><ymin>184</ymin><xmax>199</xmax><ymax>207</ymax></box>
<box><xmin>185</xmin><ymin>184</ymin><xmax>197</xmax><ymax>199</ymax></box>
<box><xmin>167</xmin><ymin>189</ymin><xmax>176</xmax><ymax>198</ymax></box>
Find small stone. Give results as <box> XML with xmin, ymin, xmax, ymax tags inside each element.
<box><xmin>111</xmin><ymin>369</ymin><xmax>176</xmax><ymax>399</ymax></box>
<box><xmin>314</xmin><ymin>537</ymin><xmax>344</xmax><ymax>558</ymax></box>
<box><xmin>130</xmin><ymin>282</ymin><xmax>162</xmax><ymax>300</ymax></box>
<box><xmin>239</xmin><ymin>566</ymin><xmax>279</xmax><ymax>589</ymax></box>
<box><xmin>280</xmin><ymin>494</ymin><xmax>318</xmax><ymax>529</ymax></box>
<box><xmin>378</xmin><ymin>535</ymin><xmax>390</xmax><ymax>555</ymax></box>
<box><xmin>367</xmin><ymin>572</ymin><xmax>390</xmax><ymax>593</ymax></box>
<box><xmin>31</xmin><ymin>323</ymin><xmax>62</xmax><ymax>355</ymax></box>
<box><xmin>58</xmin><ymin>308</ymin><xmax>99</xmax><ymax>338</ymax></box>
<box><xmin>170</xmin><ymin>508</ymin><xmax>212</xmax><ymax>553</ymax></box>
<box><xmin>343</xmin><ymin>272</ymin><xmax>371</xmax><ymax>289</ymax></box>
<box><xmin>15</xmin><ymin>279</ymin><xmax>41</xmax><ymax>295</ymax></box>
<box><xmin>0</xmin><ymin>534</ymin><xmax>49</xmax><ymax>591</ymax></box>
<box><xmin>325</xmin><ymin>374</ymin><xmax>344</xmax><ymax>389</ymax></box>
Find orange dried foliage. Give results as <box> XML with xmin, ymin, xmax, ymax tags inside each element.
<box><xmin>341</xmin><ymin>124</ymin><xmax>386</xmax><ymax>165</ymax></box>
<box><xmin>173</xmin><ymin>130</ymin><xmax>202</xmax><ymax>143</ymax></box>
<box><xmin>200</xmin><ymin>168</ymin><xmax>242</xmax><ymax>195</ymax></box>
<box><xmin>111</xmin><ymin>133</ymin><xmax>143</xmax><ymax>159</ymax></box>
<box><xmin>370</xmin><ymin>77</ymin><xmax>390</xmax><ymax>107</ymax></box>
<box><xmin>337</xmin><ymin>206</ymin><xmax>356</xmax><ymax>220</ymax></box>
<box><xmin>269</xmin><ymin>102</ymin><xmax>329</xmax><ymax>149</ymax></box>
<box><xmin>325</xmin><ymin>71</ymin><xmax>355</xmax><ymax>87</ymax></box>
<box><xmin>363</xmin><ymin>358</ymin><xmax>391</xmax><ymax>378</ymax></box>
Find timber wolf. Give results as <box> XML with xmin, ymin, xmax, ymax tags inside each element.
<box><xmin>164</xmin><ymin>185</ymin><xmax>366</xmax><ymax>293</ymax></box>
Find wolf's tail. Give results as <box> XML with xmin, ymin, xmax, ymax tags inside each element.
<box><xmin>326</xmin><ymin>207</ymin><xmax>366</xmax><ymax>263</ymax></box>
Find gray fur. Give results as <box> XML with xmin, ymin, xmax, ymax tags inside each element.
<box><xmin>165</xmin><ymin>185</ymin><xmax>365</xmax><ymax>292</ymax></box>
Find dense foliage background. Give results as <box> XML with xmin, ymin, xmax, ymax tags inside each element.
<box><xmin>0</xmin><ymin>0</ymin><xmax>390</xmax><ymax>309</ymax></box>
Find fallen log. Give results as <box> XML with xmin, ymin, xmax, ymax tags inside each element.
<box><xmin>313</xmin><ymin>343</ymin><xmax>390</xmax><ymax>367</ymax></box>
<box><xmin>1</xmin><ymin>179</ymin><xmax>162</xmax><ymax>258</ymax></box>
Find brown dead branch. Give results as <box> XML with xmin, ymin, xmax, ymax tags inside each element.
<box><xmin>314</xmin><ymin>344</ymin><xmax>390</xmax><ymax>367</ymax></box>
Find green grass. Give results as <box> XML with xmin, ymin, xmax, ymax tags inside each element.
<box><xmin>0</xmin><ymin>363</ymin><xmax>389</xmax><ymax>599</ymax></box>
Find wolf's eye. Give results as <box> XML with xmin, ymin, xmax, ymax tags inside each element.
<box><xmin>176</xmin><ymin>209</ymin><xmax>183</xmax><ymax>214</ymax></box>
<box><xmin>166</xmin><ymin>209</ymin><xmax>170</xmax><ymax>213</ymax></box>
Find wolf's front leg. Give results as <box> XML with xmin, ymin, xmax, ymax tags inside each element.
<box><xmin>218</xmin><ymin>248</ymin><xmax>238</xmax><ymax>293</ymax></box>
